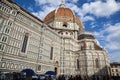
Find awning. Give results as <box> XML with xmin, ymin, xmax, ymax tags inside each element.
<box><xmin>32</xmin><ymin>75</ymin><xmax>38</xmax><ymax>78</ymax></box>
<box><xmin>21</xmin><ymin>68</ymin><xmax>35</xmax><ymax>75</ymax></box>
<box><xmin>45</xmin><ymin>71</ymin><xmax>56</xmax><ymax>76</ymax></box>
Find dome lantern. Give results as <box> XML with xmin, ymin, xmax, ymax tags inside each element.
<box><xmin>59</xmin><ymin>0</ymin><xmax>65</xmax><ymax>8</ymax></box>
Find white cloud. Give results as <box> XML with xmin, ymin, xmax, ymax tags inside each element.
<box><xmin>28</xmin><ymin>0</ymin><xmax>120</xmax><ymax>63</ymax></box>
<box><xmin>34</xmin><ymin>0</ymin><xmax>60</xmax><ymax>6</ymax></box>
<box><xmin>95</xmin><ymin>23</ymin><xmax>120</xmax><ymax>50</ymax></box>
<box><xmin>109</xmin><ymin>52</ymin><xmax>120</xmax><ymax>62</ymax></box>
<box><xmin>94</xmin><ymin>31</ymin><xmax>104</xmax><ymax>39</ymax></box>
<box><xmin>33</xmin><ymin>0</ymin><xmax>80</xmax><ymax>20</ymax></box>
<box><xmin>104</xmin><ymin>23</ymin><xmax>120</xmax><ymax>50</ymax></box>
<box><xmin>94</xmin><ymin>22</ymin><xmax>120</xmax><ymax>62</ymax></box>
<box><xmin>81</xmin><ymin>0</ymin><xmax>120</xmax><ymax>17</ymax></box>
<box><xmin>68</xmin><ymin>0</ymin><xmax>79</xmax><ymax>3</ymax></box>
<box><xmin>32</xmin><ymin>5</ymin><xmax>55</xmax><ymax>19</ymax></box>
<box><xmin>82</xmin><ymin>16</ymin><xmax>94</xmax><ymax>22</ymax></box>
<box><xmin>66</xmin><ymin>3</ymin><xmax>95</xmax><ymax>22</ymax></box>
<box><xmin>66</xmin><ymin>0</ymin><xmax>120</xmax><ymax>22</ymax></box>
<box><xmin>27</xmin><ymin>6</ymin><xmax>34</xmax><ymax>11</ymax></box>
<box><xmin>32</xmin><ymin>0</ymin><xmax>95</xmax><ymax>21</ymax></box>
<box><xmin>90</xmin><ymin>22</ymin><xmax>98</xmax><ymax>28</ymax></box>
<box><xmin>31</xmin><ymin>0</ymin><xmax>120</xmax><ymax>21</ymax></box>
<box><xmin>32</xmin><ymin>0</ymin><xmax>62</xmax><ymax>19</ymax></box>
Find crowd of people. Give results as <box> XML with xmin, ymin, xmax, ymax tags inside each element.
<box><xmin>56</xmin><ymin>75</ymin><xmax>110</xmax><ymax>80</ymax></box>
<box><xmin>57</xmin><ymin>75</ymin><xmax>82</xmax><ymax>80</ymax></box>
<box><xmin>0</xmin><ymin>72</ymin><xmax>111</xmax><ymax>80</ymax></box>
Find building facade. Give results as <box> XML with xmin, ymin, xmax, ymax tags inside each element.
<box><xmin>110</xmin><ymin>62</ymin><xmax>120</xmax><ymax>79</ymax></box>
<box><xmin>0</xmin><ymin>0</ymin><xmax>110</xmax><ymax>79</ymax></box>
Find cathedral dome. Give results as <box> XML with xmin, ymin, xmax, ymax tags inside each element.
<box><xmin>44</xmin><ymin>6</ymin><xmax>84</xmax><ymax>28</ymax></box>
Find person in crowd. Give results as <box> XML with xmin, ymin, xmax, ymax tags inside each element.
<box><xmin>44</xmin><ymin>76</ymin><xmax>48</xmax><ymax>80</ymax></box>
<box><xmin>58</xmin><ymin>75</ymin><xmax>65</xmax><ymax>80</ymax></box>
<box><xmin>68</xmin><ymin>75</ymin><xmax>74</xmax><ymax>80</ymax></box>
<box><xmin>65</xmin><ymin>75</ymin><xmax>69</xmax><ymax>80</ymax></box>
<box><xmin>58</xmin><ymin>75</ymin><xmax>61</xmax><ymax>80</ymax></box>
<box><xmin>61</xmin><ymin>75</ymin><xmax>65</xmax><ymax>80</ymax></box>
<box><xmin>48</xmin><ymin>75</ymin><xmax>52</xmax><ymax>80</ymax></box>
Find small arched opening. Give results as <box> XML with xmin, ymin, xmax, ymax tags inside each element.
<box><xmin>54</xmin><ymin>67</ymin><xmax>57</xmax><ymax>75</ymax></box>
<box><xmin>63</xmin><ymin>22</ymin><xmax>67</xmax><ymax>27</ymax></box>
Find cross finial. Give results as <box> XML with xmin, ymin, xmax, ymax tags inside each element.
<box><xmin>60</xmin><ymin>0</ymin><xmax>65</xmax><ymax>8</ymax></box>
<box><xmin>61</xmin><ymin>0</ymin><xmax>64</xmax><ymax>4</ymax></box>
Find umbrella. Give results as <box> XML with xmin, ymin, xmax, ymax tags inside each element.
<box><xmin>45</xmin><ymin>71</ymin><xmax>56</xmax><ymax>76</ymax></box>
<box><xmin>21</xmin><ymin>68</ymin><xmax>35</xmax><ymax>75</ymax></box>
<box><xmin>32</xmin><ymin>75</ymin><xmax>38</xmax><ymax>78</ymax></box>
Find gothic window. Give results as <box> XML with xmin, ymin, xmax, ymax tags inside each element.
<box><xmin>117</xmin><ymin>73</ymin><xmax>119</xmax><ymax>76</ymax></box>
<box><xmin>1</xmin><ymin>36</ymin><xmax>7</xmax><ymax>42</ymax></box>
<box><xmin>116</xmin><ymin>69</ymin><xmax>118</xmax><ymax>72</ymax></box>
<box><xmin>55</xmin><ymin>67</ymin><xmax>57</xmax><ymax>74</ymax></box>
<box><xmin>1</xmin><ymin>62</ymin><xmax>6</xmax><ymax>68</ymax></box>
<box><xmin>11</xmin><ymin>10</ymin><xmax>17</xmax><ymax>16</ymax></box>
<box><xmin>70</xmin><ymin>32</ymin><xmax>73</xmax><ymax>35</ymax></box>
<box><xmin>7</xmin><ymin>20</ymin><xmax>12</xmax><ymax>26</ymax></box>
<box><xmin>66</xmin><ymin>32</ymin><xmax>68</xmax><ymax>34</ymax></box>
<box><xmin>21</xmin><ymin>33</ymin><xmax>29</xmax><ymax>53</ymax></box>
<box><xmin>50</xmin><ymin>47</ymin><xmax>53</xmax><ymax>60</ymax></box>
<box><xmin>77</xmin><ymin>59</ymin><xmax>80</xmax><ymax>69</ymax></box>
<box><xmin>0</xmin><ymin>17</ymin><xmax>3</xmax><ymax>25</ymax></box>
<box><xmin>81</xmin><ymin>46</ymin><xmax>83</xmax><ymax>50</ymax></box>
<box><xmin>10</xmin><ymin>63</ymin><xmax>14</xmax><ymax>69</ymax></box>
<box><xmin>95</xmin><ymin>58</ymin><xmax>99</xmax><ymax>68</ymax></box>
<box><xmin>38</xmin><ymin>65</ymin><xmax>41</xmax><ymax>71</ymax></box>
<box><xmin>6</xmin><ymin>63</ymin><xmax>10</xmax><ymax>68</ymax></box>
<box><xmin>14</xmin><ymin>64</ymin><xmax>17</xmax><ymax>69</ymax></box>
<box><xmin>90</xmin><ymin>45</ymin><xmax>92</xmax><ymax>49</ymax></box>
<box><xmin>4</xmin><ymin>27</ymin><xmax>10</xmax><ymax>34</ymax></box>
<box><xmin>112</xmin><ymin>69</ymin><xmax>114</xmax><ymax>72</ymax></box>
<box><xmin>113</xmin><ymin>73</ymin><xmax>114</xmax><ymax>76</ymax></box>
<box><xmin>39</xmin><ymin>56</ymin><xmax>42</xmax><ymax>59</ymax></box>
<box><xmin>0</xmin><ymin>43</ymin><xmax>5</xmax><ymax>51</ymax></box>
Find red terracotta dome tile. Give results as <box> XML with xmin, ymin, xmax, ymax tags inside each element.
<box><xmin>44</xmin><ymin>7</ymin><xmax>83</xmax><ymax>28</ymax></box>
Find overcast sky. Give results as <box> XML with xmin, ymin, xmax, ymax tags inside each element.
<box><xmin>14</xmin><ymin>0</ymin><xmax>120</xmax><ymax>63</ymax></box>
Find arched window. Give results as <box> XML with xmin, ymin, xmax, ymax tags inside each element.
<box><xmin>21</xmin><ymin>33</ymin><xmax>29</xmax><ymax>53</ymax></box>
<box><xmin>95</xmin><ymin>58</ymin><xmax>99</xmax><ymax>68</ymax></box>
<box><xmin>66</xmin><ymin>32</ymin><xmax>68</xmax><ymax>34</ymax></box>
<box><xmin>63</xmin><ymin>22</ymin><xmax>67</xmax><ymax>27</ymax></box>
<box><xmin>38</xmin><ymin>65</ymin><xmax>41</xmax><ymax>71</ymax></box>
<box><xmin>50</xmin><ymin>47</ymin><xmax>53</xmax><ymax>60</ymax></box>
<box><xmin>77</xmin><ymin>59</ymin><xmax>80</xmax><ymax>69</ymax></box>
<box><xmin>81</xmin><ymin>46</ymin><xmax>83</xmax><ymax>50</ymax></box>
<box><xmin>90</xmin><ymin>45</ymin><xmax>92</xmax><ymax>49</ymax></box>
<box><xmin>70</xmin><ymin>32</ymin><xmax>73</xmax><ymax>35</ymax></box>
<box><xmin>54</xmin><ymin>67</ymin><xmax>57</xmax><ymax>75</ymax></box>
<box><xmin>58</xmin><ymin>32</ymin><xmax>60</xmax><ymax>34</ymax></box>
<box><xmin>117</xmin><ymin>73</ymin><xmax>119</xmax><ymax>76</ymax></box>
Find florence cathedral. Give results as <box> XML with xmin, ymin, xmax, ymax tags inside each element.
<box><xmin>0</xmin><ymin>0</ymin><xmax>110</xmax><ymax>79</ymax></box>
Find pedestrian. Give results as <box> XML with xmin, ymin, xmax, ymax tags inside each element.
<box><xmin>78</xmin><ymin>75</ymin><xmax>82</xmax><ymax>80</ymax></box>
<box><xmin>65</xmin><ymin>75</ymin><xmax>69</xmax><ymax>80</ymax></box>
<box><xmin>61</xmin><ymin>75</ymin><xmax>65</xmax><ymax>80</ymax></box>
<box><xmin>68</xmin><ymin>75</ymin><xmax>73</xmax><ymax>80</ymax></box>
<box><xmin>44</xmin><ymin>76</ymin><xmax>48</xmax><ymax>80</ymax></box>
<box><xmin>58</xmin><ymin>75</ymin><xmax>61</xmax><ymax>80</ymax></box>
<box><xmin>48</xmin><ymin>75</ymin><xmax>52</xmax><ymax>80</ymax></box>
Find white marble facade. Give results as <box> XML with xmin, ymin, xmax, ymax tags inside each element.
<box><xmin>0</xmin><ymin>0</ymin><xmax>110</xmax><ymax>79</ymax></box>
